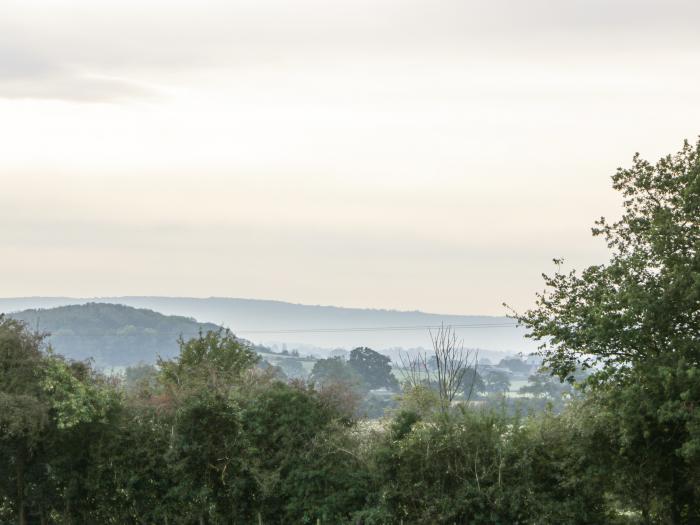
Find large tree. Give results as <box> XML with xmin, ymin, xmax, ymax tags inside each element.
<box><xmin>347</xmin><ymin>347</ymin><xmax>399</xmax><ymax>391</ymax></box>
<box><xmin>515</xmin><ymin>139</ymin><xmax>700</xmax><ymax>523</ymax></box>
<box><xmin>0</xmin><ymin>316</ymin><xmax>118</xmax><ymax>525</ymax></box>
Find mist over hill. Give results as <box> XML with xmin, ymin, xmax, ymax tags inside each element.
<box><xmin>0</xmin><ymin>297</ymin><xmax>534</xmax><ymax>359</ymax></box>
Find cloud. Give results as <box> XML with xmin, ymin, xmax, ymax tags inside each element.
<box><xmin>1</xmin><ymin>0</ymin><xmax>699</xmax><ymax>102</ymax></box>
<box><xmin>0</xmin><ymin>41</ymin><xmax>154</xmax><ymax>102</ymax></box>
<box><xmin>0</xmin><ymin>0</ymin><xmax>698</xmax><ymax>312</ymax></box>
<box><xmin>0</xmin><ymin>72</ymin><xmax>153</xmax><ymax>103</ymax></box>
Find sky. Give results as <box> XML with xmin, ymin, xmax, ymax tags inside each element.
<box><xmin>1</xmin><ymin>0</ymin><xmax>699</xmax><ymax>315</ymax></box>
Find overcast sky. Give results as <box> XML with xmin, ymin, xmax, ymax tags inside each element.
<box><xmin>1</xmin><ymin>0</ymin><xmax>699</xmax><ymax>315</ymax></box>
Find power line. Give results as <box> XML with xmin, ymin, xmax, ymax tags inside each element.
<box><xmin>234</xmin><ymin>323</ymin><xmax>518</xmax><ymax>335</ymax></box>
<box><xmin>2</xmin><ymin>322</ymin><xmax>519</xmax><ymax>337</ymax></box>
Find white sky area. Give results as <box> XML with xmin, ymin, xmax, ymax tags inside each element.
<box><xmin>1</xmin><ymin>0</ymin><xmax>699</xmax><ymax>315</ymax></box>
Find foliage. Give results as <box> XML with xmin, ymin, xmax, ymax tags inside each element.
<box><xmin>518</xmin><ymin>139</ymin><xmax>700</xmax><ymax>381</ymax></box>
<box><xmin>41</xmin><ymin>358</ymin><xmax>115</xmax><ymax>430</ymax></box>
<box><xmin>310</xmin><ymin>356</ymin><xmax>365</xmax><ymax>391</ymax></box>
<box><xmin>515</xmin><ymin>139</ymin><xmax>700</xmax><ymax>522</ymax></box>
<box><xmin>461</xmin><ymin>366</ymin><xmax>486</xmax><ymax>398</ymax></box>
<box><xmin>397</xmin><ymin>384</ymin><xmax>441</xmax><ymax>418</ymax></box>
<box><xmin>166</xmin><ymin>390</ymin><xmax>253</xmax><ymax>523</ymax></box>
<box><xmin>497</xmin><ymin>357</ymin><xmax>532</xmax><ymax>375</ymax></box>
<box><xmin>0</xmin><ymin>315</ymin><xmax>684</xmax><ymax>524</ymax></box>
<box><xmin>484</xmin><ymin>369</ymin><xmax>511</xmax><ymax>393</ymax></box>
<box><xmin>370</xmin><ymin>406</ymin><xmax>610</xmax><ymax>524</ymax></box>
<box><xmin>519</xmin><ymin>370</ymin><xmax>572</xmax><ymax>400</ymax></box>
<box><xmin>348</xmin><ymin>347</ymin><xmax>399</xmax><ymax>391</ymax></box>
<box><xmin>158</xmin><ymin>328</ymin><xmax>259</xmax><ymax>394</ymax></box>
<box><xmin>240</xmin><ymin>381</ymin><xmax>365</xmax><ymax>523</ymax></box>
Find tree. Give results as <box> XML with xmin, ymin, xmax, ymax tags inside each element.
<box><xmin>519</xmin><ymin>371</ymin><xmax>571</xmax><ymax>400</ymax></box>
<box><xmin>399</xmin><ymin>325</ymin><xmax>478</xmax><ymax>412</ymax></box>
<box><xmin>370</xmin><ymin>405</ymin><xmax>610</xmax><ymax>524</ymax></box>
<box><xmin>429</xmin><ymin>325</ymin><xmax>476</xmax><ymax>407</ymax></box>
<box><xmin>0</xmin><ymin>316</ymin><xmax>48</xmax><ymax>525</ymax></box>
<box><xmin>166</xmin><ymin>390</ymin><xmax>252</xmax><ymax>524</ymax></box>
<box><xmin>0</xmin><ymin>316</ymin><xmax>120</xmax><ymax>525</ymax></box>
<box><xmin>39</xmin><ymin>360</ymin><xmax>121</xmax><ymax>524</ymax></box>
<box><xmin>310</xmin><ymin>357</ymin><xmax>363</xmax><ymax>390</ymax></box>
<box><xmin>158</xmin><ymin>328</ymin><xmax>259</xmax><ymax>394</ymax></box>
<box><xmin>347</xmin><ymin>347</ymin><xmax>399</xmax><ymax>391</ymax></box>
<box><xmin>514</xmin><ymin>139</ymin><xmax>700</xmax><ymax>523</ymax></box>
<box><xmin>484</xmin><ymin>370</ymin><xmax>510</xmax><ymax>393</ymax></box>
<box><xmin>497</xmin><ymin>357</ymin><xmax>532</xmax><ymax>376</ymax></box>
<box><xmin>461</xmin><ymin>366</ymin><xmax>485</xmax><ymax>398</ymax></box>
<box><xmin>239</xmin><ymin>381</ymin><xmax>359</xmax><ymax>523</ymax></box>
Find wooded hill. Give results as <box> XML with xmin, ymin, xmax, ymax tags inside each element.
<box><xmin>8</xmin><ymin>303</ymin><xmax>223</xmax><ymax>367</ymax></box>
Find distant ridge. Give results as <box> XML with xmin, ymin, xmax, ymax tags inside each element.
<box><xmin>0</xmin><ymin>296</ymin><xmax>534</xmax><ymax>356</ymax></box>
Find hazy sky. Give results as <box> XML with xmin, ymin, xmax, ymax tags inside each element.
<box><xmin>2</xmin><ymin>0</ymin><xmax>699</xmax><ymax>315</ymax></box>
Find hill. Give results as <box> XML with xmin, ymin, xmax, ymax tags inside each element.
<box><xmin>8</xmin><ymin>303</ymin><xmax>222</xmax><ymax>367</ymax></box>
<box><xmin>0</xmin><ymin>297</ymin><xmax>535</xmax><ymax>358</ymax></box>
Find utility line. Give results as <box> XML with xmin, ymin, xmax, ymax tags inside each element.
<box><xmin>8</xmin><ymin>322</ymin><xmax>518</xmax><ymax>336</ymax></box>
<box><xmin>234</xmin><ymin>323</ymin><xmax>517</xmax><ymax>334</ymax></box>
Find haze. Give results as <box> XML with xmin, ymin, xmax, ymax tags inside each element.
<box><xmin>2</xmin><ymin>0</ymin><xmax>699</xmax><ymax>315</ymax></box>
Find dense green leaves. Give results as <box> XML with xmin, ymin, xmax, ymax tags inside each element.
<box><xmin>310</xmin><ymin>356</ymin><xmax>363</xmax><ymax>389</ymax></box>
<box><xmin>348</xmin><ymin>347</ymin><xmax>399</xmax><ymax>391</ymax></box>
<box><xmin>519</xmin><ymin>140</ymin><xmax>700</xmax><ymax>380</ymax></box>
<box><xmin>158</xmin><ymin>328</ymin><xmax>259</xmax><ymax>394</ymax></box>
<box><xmin>0</xmin><ymin>317</ymin><xmax>618</xmax><ymax>525</ymax></box>
<box><xmin>516</xmin><ymin>139</ymin><xmax>700</xmax><ymax>523</ymax></box>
